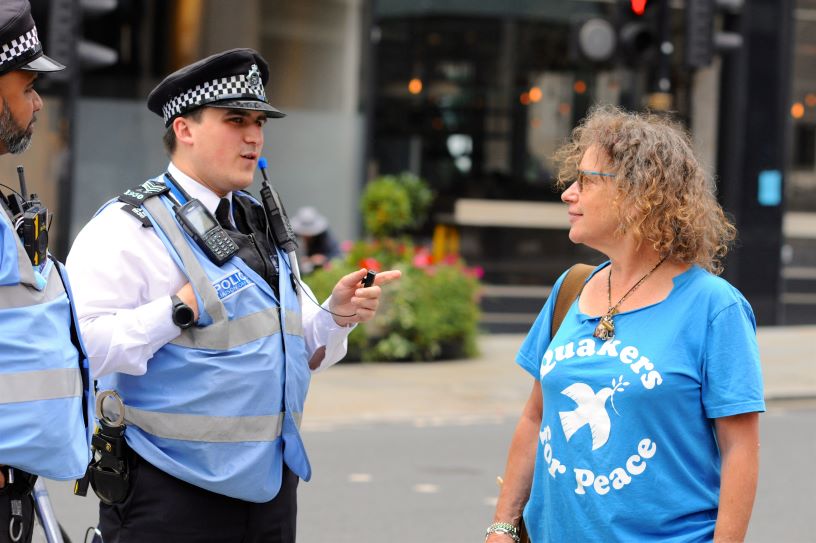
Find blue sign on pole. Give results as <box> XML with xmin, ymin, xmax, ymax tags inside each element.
<box><xmin>757</xmin><ymin>169</ymin><xmax>782</xmax><ymax>206</ymax></box>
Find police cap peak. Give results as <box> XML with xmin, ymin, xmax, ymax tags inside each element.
<box><xmin>0</xmin><ymin>0</ymin><xmax>65</xmax><ymax>75</ymax></box>
<box><xmin>147</xmin><ymin>48</ymin><xmax>285</xmax><ymax>127</ymax></box>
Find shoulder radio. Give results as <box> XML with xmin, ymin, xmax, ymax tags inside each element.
<box><xmin>2</xmin><ymin>166</ymin><xmax>48</xmax><ymax>266</ymax></box>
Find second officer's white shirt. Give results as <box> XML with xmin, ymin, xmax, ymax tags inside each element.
<box><xmin>66</xmin><ymin>162</ymin><xmax>352</xmax><ymax>379</ymax></box>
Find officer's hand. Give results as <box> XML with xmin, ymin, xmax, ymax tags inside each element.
<box><xmin>329</xmin><ymin>268</ymin><xmax>401</xmax><ymax>327</ymax></box>
<box><xmin>175</xmin><ymin>283</ymin><xmax>200</xmax><ymax>322</ymax></box>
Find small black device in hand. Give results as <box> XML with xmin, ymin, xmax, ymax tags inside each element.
<box><xmin>361</xmin><ymin>270</ymin><xmax>376</xmax><ymax>287</ymax></box>
<box><xmin>175</xmin><ymin>199</ymin><xmax>239</xmax><ymax>266</ymax></box>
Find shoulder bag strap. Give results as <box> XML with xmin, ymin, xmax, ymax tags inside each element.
<box><xmin>550</xmin><ymin>263</ymin><xmax>595</xmax><ymax>339</ymax></box>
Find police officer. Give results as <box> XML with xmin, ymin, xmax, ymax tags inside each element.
<box><xmin>0</xmin><ymin>1</ymin><xmax>92</xmax><ymax>542</ymax></box>
<box><xmin>66</xmin><ymin>48</ymin><xmax>399</xmax><ymax>542</ymax></box>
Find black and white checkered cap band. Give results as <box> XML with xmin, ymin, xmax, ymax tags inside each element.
<box><xmin>0</xmin><ymin>28</ymin><xmax>40</xmax><ymax>70</ymax></box>
<box><xmin>161</xmin><ymin>74</ymin><xmax>268</xmax><ymax>124</ymax></box>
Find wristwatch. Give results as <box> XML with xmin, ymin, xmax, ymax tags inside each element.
<box><xmin>170</xmin><ymin>295</ymin><xmax>196</xmax><ymax>329</ymax></box>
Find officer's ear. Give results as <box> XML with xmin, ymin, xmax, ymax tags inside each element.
<box><xmin>172</xmin><ymin>115</ymin><xmax>195</xmax><ymax>147</ymax></box>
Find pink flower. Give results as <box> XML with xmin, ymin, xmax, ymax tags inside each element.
<box><xmin>412</xmin><ymin>248</ymin><xmax>433</xmax><ymax>268</ymax></box>
<box><xmin>464</xmin><ymin>266</ymin><xmax>484</xmax><ymax>279</ymax></box>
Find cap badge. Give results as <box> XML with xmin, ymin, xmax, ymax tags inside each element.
<box><xmin>247</xmin><ymin>64</ymin><xmax>261</xmax><ymax>91</ymax></box>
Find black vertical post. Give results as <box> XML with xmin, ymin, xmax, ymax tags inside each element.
<box><xmin>651</xmin><ymin>0</ymin><xmax>672</xmax><ymax>95</ymax></box>
<box><xmin>359</xmin><ymin>0</ymin><xmax>379</xmax><ymax>237</ymax></box>
<box><xmin>361</xmin><ymin>0</ymin><xmax>378</xmax><ymax>182</ymax></box>
<box><xmin>47</xmin><ymin>0</ymin><xmax>80</xmax><ymax>260</ymax></box>
<box><xmin>717</xmin><ymin>0</ymin><xmax>794</xmax><ymax>324</ymax></box>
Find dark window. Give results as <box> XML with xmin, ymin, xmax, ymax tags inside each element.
<box><xmin>793</xmin><ymin>123</ymin><xmax>816</xmax><ymax>170</ymax></box>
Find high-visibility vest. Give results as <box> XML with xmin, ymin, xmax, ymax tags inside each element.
<box><xmin>97</xmin><ymin>178</ymin><xmax>311</xmax><ymax>502</ymax></box>
<box><xmin>0</xmin><ymin>206</ymin><xmax>92</xmax><ymax>480</ymax></box>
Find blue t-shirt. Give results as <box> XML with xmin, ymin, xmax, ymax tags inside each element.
<box><xmin>516</xmin><ymin>263</ymin><xmax>765</xmax><ymax>543</ymax></box>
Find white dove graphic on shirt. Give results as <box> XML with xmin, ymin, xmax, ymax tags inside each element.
<box><xmin>558</xmin><ymin>376</ymin><xmax>629</xmax><ymax>451</ymax></box>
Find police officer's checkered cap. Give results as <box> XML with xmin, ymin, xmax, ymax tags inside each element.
<box><xmin>160</xmin><ymin>73</ymin><xmax>268</xmax><ymax>125</ymax></box>
<box><xmin>0</xmin><ymin>0</ymin><xmax>64</xmax><ymax>75</ymax></box>
<box><xmin>0</xmin><ymin>27</ymin><xmax>38</xmax><ymax>69</ymax></box>
<box><xmin>147</xmin><ymin>48</ymin><xmax>285</xmax><ymax>127</ymax></box>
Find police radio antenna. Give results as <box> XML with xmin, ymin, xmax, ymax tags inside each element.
<box><xmin>256</xmin><ymin>158</ymin><xmax>298</xmax><ymax>255</ymax></box>
<box><xmin>258</xmin><ymin>157</ymin><xmax>269</xmax><ymax>182</ymax></box>
<box><xmin>16</xmin><ymin>165</ymin><xmax>28</xmax><ymax>200</ymax></box>
<box><xmin>257</xmin><ymin>157</ymin><xmax>302</xmax><ymax>301</ymax></box>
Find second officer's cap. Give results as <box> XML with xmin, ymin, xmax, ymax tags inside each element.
<box><xmin>0</xmin><ymin>0</ymin><xmax>65</xmax><ymax>75</ymax></box>
<box><xmin>147</xmin><ymin>48</ymin><xmax>285</xmax><ymax>127</ymax></box>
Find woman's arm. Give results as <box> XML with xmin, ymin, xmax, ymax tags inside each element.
<box><xmin>713</xmin><ymin>412</ymin><xmax>760</xmax><ymax>543</ymax></box>
<box><xmin>487</xmin><ymin>380</ymin><xmax>542</xmax><ymax>542</ymax></box>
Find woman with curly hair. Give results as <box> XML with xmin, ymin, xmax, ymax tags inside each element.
<box><xmin>486</xmin><ymin>106</ymin><xmax>764</xmax><ymax>543</ymax></box>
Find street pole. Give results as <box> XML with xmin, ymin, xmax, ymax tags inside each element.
<box><xmin>717</xmin><ymin>0</ymin><xmax>794</xmax><ymax>324</ymax></box>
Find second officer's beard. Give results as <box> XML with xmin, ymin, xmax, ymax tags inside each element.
<box><xmin>0</xmin><ymin>102</ymin><xmax>34</xmax><ymax>154</ymax></box>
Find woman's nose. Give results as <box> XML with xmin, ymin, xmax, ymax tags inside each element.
<box><xmin>561</xmin><ymin>181</ymin><xmax>578</xmax><ymax>203</ymax></box>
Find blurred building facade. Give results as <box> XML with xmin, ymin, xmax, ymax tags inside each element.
<box><xmin>1</xmin><ymin>0</ymin><xmax>813</xmax><ymax>327</ymax></box>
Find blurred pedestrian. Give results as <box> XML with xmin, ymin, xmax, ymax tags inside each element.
<box><xmin>487</xmin><ymin>106</ymin><xmax>764</xmax><ymax>543</ymax></box>
<box><xmin>66</xmin><ymin>48</ymin><xmax>399</xmax><ymax>542</ymax></box>
<box><xmin>290</xmin><ymin>206</ymin><xmax>341</xmax><ymax>273</ymax></box>
<box><xmin>0</xmin><ymin>1</ymin><xmax>92</xmax><ymax>542</ymax></box>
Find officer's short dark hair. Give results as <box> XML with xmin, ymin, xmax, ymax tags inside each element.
<box><xmin>162</xmin><ymin>108</ymin><xmax>205</xmax><ymax>155</ymax></box>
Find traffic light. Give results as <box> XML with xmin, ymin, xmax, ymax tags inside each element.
<box><xmin>570</xmin><ymin>2</ymin><xmax>658</xmax><ymax>66</ymax></box>
<box><xmin>685</xmin><ymin>0</ymin><xmax>744</xmax><ymax>69</ymax></box>
<box><xmin>31</xmin><ymin>0</ymin><xmax>118</xmax><ymax>83</ymax></box>
<box><xmin>618</xmin><ymin>0</ymin><xmax>659</xmax><ymax>66</ymax></box>
<box><xmin>570</xmin><ymin>17</ymin><xmax>617</xmax><ymax>64</ymax></box>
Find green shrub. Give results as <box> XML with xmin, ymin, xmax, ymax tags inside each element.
<box><xmin>304</xmin><ymin>172</ymin><xmax>481</xmax><ymax>362</ymax></box>
<box><xmin>307</xmin><ymin>245</ymin><xmax>481</xmax><ymax>362</ymax></box>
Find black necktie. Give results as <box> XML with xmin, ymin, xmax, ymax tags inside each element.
<box><xmin>215</xmin><ymin>198</ymin><xmax>235</xmax><ymax>231</ymax></box>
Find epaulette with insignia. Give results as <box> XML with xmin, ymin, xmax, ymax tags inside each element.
<box><xmin>121</xmin><ymin>204</ymin><xmax>152</xmax><ymax>228</ymax></box>
<box><xmin>118</xmin><ymin>179</ymin><xmax>170</xmax><ymax>207</ymax></box>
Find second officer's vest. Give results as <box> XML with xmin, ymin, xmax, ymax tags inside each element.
<box><xmin>98</xmin><ymin>177</ymin><xmax>311</xmax><ymax>502</ymax></box>
<box><xmin>0</xmin><ymin>204</ymin><xmax>92</xmax><ymax>479</ymax></box>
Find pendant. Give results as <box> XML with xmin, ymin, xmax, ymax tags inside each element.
<box><xmin>594</xmin><ymin>314</ymin><xmax>615</xmax><ymax>341</ymax></box>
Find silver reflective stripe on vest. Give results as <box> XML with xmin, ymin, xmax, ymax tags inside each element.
<box><xmin>124</xmin><ymin>405</ymin><xmax>302</xmax><ymax>443</ymax></box>
<box><xmin>170</xmin><ymin>307</ymin><xmax>303</xmax><ymax>350</ymax></box>
<box><xmin>0</xmin><ymin>368</ymin><xmax>82</xmax><ymax>404</ymax></box>
<box><xmin>0</xmin><ymin>205</ymin><xmax>38</xmax><ymax>289</ymax></box>
<box><xmin>142</xmin><ymin>197</ymin><xmax>227</xmax><ymax>323</ymax></box>
<box><xmin>284</xmin><ymin>310</ymin><xmax>304</xmax><ymax>337</ymax></box>
<box><xmin>0</xmin><ymin>266</ymin><xmax>67</xmax><ymax>309</ymax></box>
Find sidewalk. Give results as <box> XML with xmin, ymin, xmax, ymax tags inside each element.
<box><xmin>303</xmin><ymin>326</ymin><xmax>816</xmax><ymax>430</ymax></box>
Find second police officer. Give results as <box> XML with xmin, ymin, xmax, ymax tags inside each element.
<box><xmin>0</xmin><ymin>1</ymin><xmax>93</xmax><ymax>542</ymax></box>
<box><xmin>66</xmin><ymin>48</ymin><xmax>400</xmax><ymax>542</ymax></box>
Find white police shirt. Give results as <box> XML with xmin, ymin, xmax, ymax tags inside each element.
<box><xmin>66</xmin><ymin>162</ymin><xmax>352</xmax><ymax>379</ymax></box>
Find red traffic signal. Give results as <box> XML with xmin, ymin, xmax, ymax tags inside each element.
<box><xmin>631</xmin><ymin>0</ymin><xmax>648</xmax><ymax>16</ymax></box>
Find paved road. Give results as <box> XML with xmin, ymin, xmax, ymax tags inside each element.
<box><xmin>32</xmin><ymin>330</ymin><xmax>816</xmax><ymax>542</ymax></box>
<box><xmin>41</xmin><ymin>399</ymin><xmax>816</xmax><ymax>543</ymax></box>
<box><xmin>296</xmin><ymin>400</ymin><xmax>816</xmax><ymax>543</ymax></box>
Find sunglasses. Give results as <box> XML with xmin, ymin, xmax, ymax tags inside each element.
<box><xmin>574</xmin><ymin>169</ymin><xmax>616</xmax><ymax>191</ymax></box>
